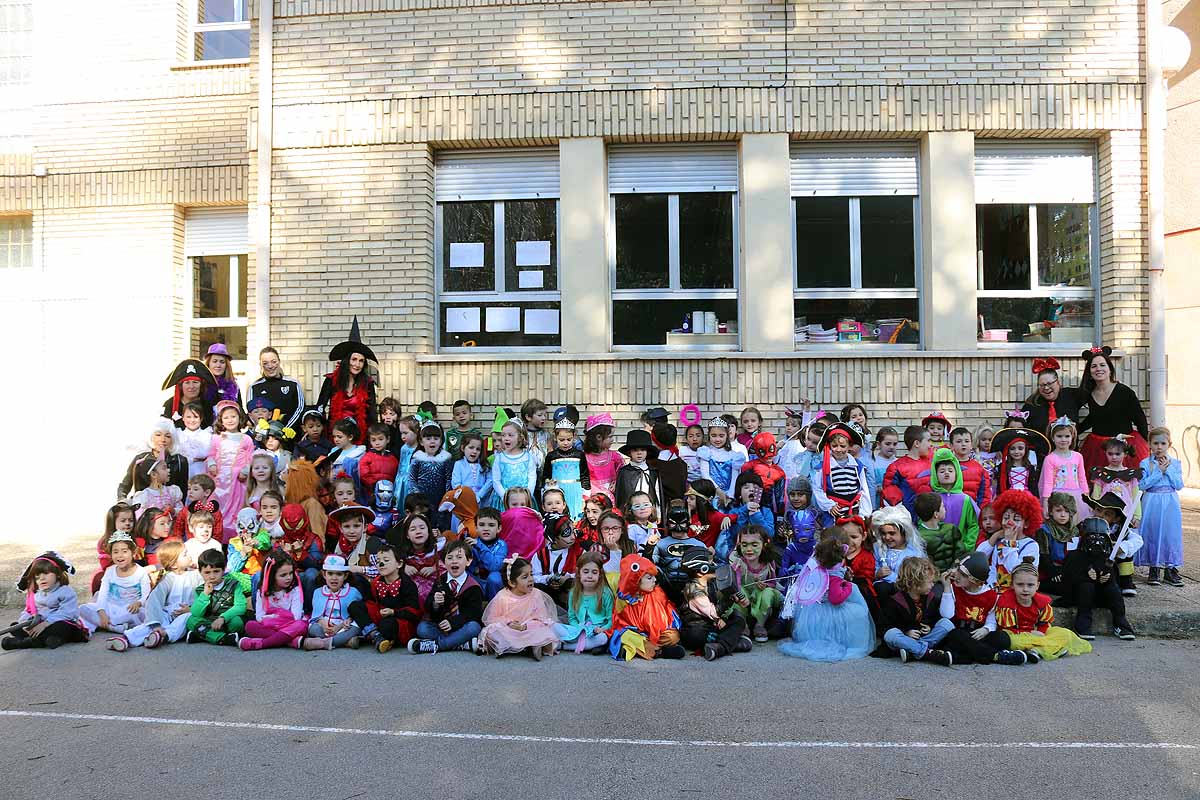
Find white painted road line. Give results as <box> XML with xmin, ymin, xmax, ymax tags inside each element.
<box><xmin>0</xmin><ymin>710</ymin><xmax>1196</xmax><ymax>751</ymax></box>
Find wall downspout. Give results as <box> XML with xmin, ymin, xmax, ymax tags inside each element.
<box><xmin>1146</xmin><ymin>0</ymin><xmax>1167</xmax><ymax>427</ymax></box>
<box><xmin>255</xmin><ymin>0</ymin><xmax>273</xmax><ymax>353</ymax></box>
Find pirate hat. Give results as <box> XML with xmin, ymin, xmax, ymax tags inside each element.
<box><xmin>1082</xmin><ymin>491</ymin><xmax>1128</xmax><ymax>519</ymax></box>
<box><xmin>990</xmin><ymin>427</ymin><xmax>1051</xmax><ymax>458</ymax></box>
<box><xmin>819</xmin><ymin>422</ymin><xmax>864</xmax><ymax>449</ymax></box>
<box><xmin>161</xmin><ymin>359</ymin><xmax>215</xmax><ymax>391</ymax></box>
<box><xmin>328</xmin><ymin>316</ymin><xmax>379</xmax><ymax>364</ymax></box>
<box><xmin>16</xmin><ymin>551</ymin><xmax>76</xmax><ymax>591</ymax></box>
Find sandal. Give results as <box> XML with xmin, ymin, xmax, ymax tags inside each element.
<box><xmin>105</xmin><ymin>636</ymin><xmax>129</xmax><ymax>653</ymax></box>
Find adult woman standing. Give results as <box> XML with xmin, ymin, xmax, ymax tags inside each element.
<box><xmin>117</xmin><ymin>418</ymin><xmax>189</xmax><ymax>501</ymax></box>
<box><xmin>1021</xmin><ymin>357</ymin><xmax>1085</xmax><ymax>438</ymax></box>
<box><xmin>247</xmin><ymin>346</ymin><xmax>305</xmax><ymax>434</ymax></box>
<box><xmin>203</xmin><ymin>343</ymin><xmax>242</xmax><ymax>410</ymax></box>
<box><xmin>1076</xmin><ymin>346</ymin><xmax>1150</xmax><ymax>472</ymax></box>
<box><xmin>160</xmin><ymin>358</ymin><xmax>215</xmax><ymax>430</ymax></box>
<box><xmin>317</xmin><ymin>317</ymin><xmax>378</xmax><ymax>445</ymax></box>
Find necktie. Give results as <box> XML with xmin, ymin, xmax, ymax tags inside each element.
<box><xmin>1048</xmin><ymin>400</ymin><xmax>1057</xmax><ymax>423</ymax></box>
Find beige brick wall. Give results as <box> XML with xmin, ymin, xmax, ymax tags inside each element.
<box><xmin>1098</xmin><ymin>129</ymin><xmax>1148</xmax><ymax>352</ymax></box>
<box><xmin>267</xmin><ymin>0</ymin><xmax>1142</xmax><ymax>105</ymax></box>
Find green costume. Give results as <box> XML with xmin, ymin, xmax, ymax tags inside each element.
<box><xmin>918</xmin><ymin>521</ymin><xmax>967</xmax><ymax>572</ymax></box>
<box><xmin>186</xmin><ymin>575</ymin><xmax>247</xmax><ymax>643</ymax></box>
<box><xmin>929</xmin><ymin>448</ymin><xmax>981</xmax><ymax>556</ymax></box>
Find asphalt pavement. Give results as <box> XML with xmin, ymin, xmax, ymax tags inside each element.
<box><xmin>1</xmin><ymin>637</ymin><xmax>1197</xmax><ymax>799</ymax></box>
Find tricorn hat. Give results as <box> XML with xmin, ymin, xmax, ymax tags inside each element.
<box><xmin>162</xmin><ymin>359</ymin><xmax>215</xmax><ymax>391</ymax></box>
<box><xmin>990</xmin><ymin>427</ymin><xmax>1051</xmax><ymax>458</ymax></box>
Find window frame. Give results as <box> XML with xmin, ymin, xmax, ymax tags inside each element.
<box><xmin>975</xmin><ymin>201</ymin><xmax>1101</xmax><ymax>350</ymax></box>
<box><xmin>434</xmin><ymin>199</ymin><xmax>563</xmax><ymax>353</ymax></box>
<box><xmin>607</xmin><ymin>191</ymin><xmax>740</xmax><ymax>352</ymax></box>
<box><xmin>190</xmin><ymin>0</ymin><xmax>251</xmax><ymax>63</ymax></box>
<box><xmin>0</xmin><ymin>214</ymin><xmax>33</xmax><ymax>270</ymax></box>
<box><xmin>791</xmin><ymin>196</ymin><xmax>923</xmax><ymax>350</ymax></box>
<box><xmin>186</xmin><ymin>253</ymin><xmax>249</xmax><ymax>363</ymax></box>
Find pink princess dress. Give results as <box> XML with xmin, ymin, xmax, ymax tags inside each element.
<box><xmin>207</xmin><ymin>431</ymin><xmax>255</xmax><ymax>515</ymax></box>
<box><xmin>480</xmin><ymin>587</ymin><xmax>560</xmax><ymax>655</ymax></box>
<box><xmin>585</xmin><ymin>450</ymin><xmax>622</xmax><ymax>505</ymax></box>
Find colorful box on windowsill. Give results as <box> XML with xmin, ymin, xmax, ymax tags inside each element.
<box><xmin>836</xmin><ymin>321</ymin><xmax>866</xmax><ymax>342</ymax></box>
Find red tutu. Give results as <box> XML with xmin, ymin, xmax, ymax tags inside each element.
<box><xmin>1079</xmin><ymin>431</ymin><xmax>1148</xmax><ymax>475</ymax></box>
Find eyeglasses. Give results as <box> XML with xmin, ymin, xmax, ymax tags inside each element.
<box><xmin>1038</xmin><ymin>379</ymin><xmax>1058</xmax><ymax>389</ymax></box>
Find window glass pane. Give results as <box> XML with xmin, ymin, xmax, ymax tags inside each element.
<box><xmin>0</xmin><ymin>216</ymin><xmax>32</xmax><ymax>269</ymax></box>
<box><xmin>613</xmin><ymin>299</ymin><xmax>738</xmax><ymax>347</ymax></box>
<box><xmin>441</xmin><ymin>201</ymin><xmax>495</xmax><ymax>293</ymax></box>
<box><xmin>504</xmin><ymin>200</ymin><xmax>556</xmax><ymax>293</ymax></box>
<box><xmin>1037</xmin><ymin>204</ymin><xmax>1092</xmax><ymax>288</ymax></box>
<box><xmin>860</xmin><ymin>196</ymin><xmax>916</xmax><ymax>289</ymax></box>
<box><xmin>440</xmin><ymin>302</ymin><xmax>561</xmax><ymax>348</ymax></box>
<box><xmin>794</xmin><ymin>298</ymin><xmax>920</xmax><ymax>345</ymax></box>
<box><xmin>795</xmin><ymin>197</ymin><xmax>850</xmax><ymax>288</ymax></box>
<box><xmin>615</xmin><ymin>194</ymin><xmax>669</xmax><ymax>289</ymax></box>
<box><xmin>977</xmin><ymin>204</ymin><xmax>1030</xmax><ymax>290</ymax></box>
<box><xmin>679</xmin><ymin>192</ymin><xmax>734</xmax><ymax>289</ymax></box>
<box><xmin>199</xmin><ymin>0</ymin><xmax>247</xmax><ymax>23</ymax></box>
<box><xmin>192</xmin><ymin>255</ymin><xmax>238</xmax><ymax>318</ymax></box>
<box><xmin>191</xmin><ymin>326</ymin><xmax>248</xmax><ymax>361</ymax></box>
<box><xmin>236</xmin><ymin>254</ymin><xmax>248</xmax><ymax>317</ymax></box>
<box><xmin>977</xmin><ymin>296</ymin><xmax>1094</xmax><ymax>345</ymax></box>
<box><xmin>194</xmin><ymin>29</ymin><xmax>249</xmax><ymax>60</ymax></box>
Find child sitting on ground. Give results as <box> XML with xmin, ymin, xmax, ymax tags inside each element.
<box><xmin>108</xmin><ymin>541</ymin><xmax>199</xmax><ymax>651</ymax></box>
<box><xmin>239</xmin><ymin>549</ymin><xmax>307</xmax><ymax>651</ymax></box>
<box><xmin>873</xmin><ymin>557</ymin><xmax>954</xmax><ymax>666</ymax></box>
<box><xmin>680</xmin><ymin>546</ymin><xmax>753</xmax><ymax>661</ymax></box>
<box><xmin>652</xmin><ymin>500</ymin><xmax>708</xmax><ymax>604</ymax></box>
<box><xmin>977</xmin><ymin>489</ymin><xmax>1042</xmax><ymax>592</ymax></box>
<box><xmin>479</xmin><ymin>557</ymin><xmax>560</xmax><ymax>660</ymax></box>
<box><xmin>411</xmin><ymin>539</ymin><xmax>485</xmax><ymax>655</ymax></box>
<box><xmin>1061</xmin><ymin>517</ymin><xmax>1139</xmax><ymax>641</ymax></box>
<box><xmin>608</xmin><ymin>554</ymin><xmax>685</xmax><ymax>661</ymax></box>
<box><xmin>3</xmin><ymin>552</ymin><xmax>87</xmax><ymax>651</ymax></box>
<box><xmin>185</xmin><ymin>548</ymin><xmax>247</xmax><ymax>646</ymax></box>
<box><xmin>304</xmin><ymin>554</ymin><xmax>364</xmax><ymax>650</ymax></box>
<box><xmin>553</xmin><ymin>552</ymin><xmax>615</xmax><ymax>654</ymax></box>
<box><xmin>778</xmin><ymin>528</ymin><xmax>876</xmax><ymax>662</ymax></box>
<box><xmin>939</xmin><ymin>552</ymin><xmax>1027</xmax><ymax>666</ymax></box>
<box><xmin>364</xmin><ymin>543</ymin><xmax>422</xmax><ymax>654</ymax></box>
<box><xmin>728</xmin><ymin>525</ymin><xmax>783</xmax><ymax>642</ymax></box>
<box><xmin>80</xmin><ymin>532</ymin><xmax>151</xmax><ymax>636</ymax></box>
<box><xmin>987</xmin><ymin>559</ymin><xmax>1092</xmax><ymax>662</ymax></box>
<box><xmin>871</xmin><ymin>505</ymin><xmax>927</xmax><ymax>595</ymax></box>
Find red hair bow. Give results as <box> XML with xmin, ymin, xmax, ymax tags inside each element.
<box><xmin>1031</xmin><ymin>357</ymin><xmax>1060</xmax><ymax>374</ymax></box>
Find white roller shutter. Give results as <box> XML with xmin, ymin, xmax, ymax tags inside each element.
<box><xmin>184</xmin><ymin>207</ymin><xmax>248</xmax><ymax>256</ymax></box>
<box><xmin>435</xmin><ymin>148</ymin><xmax>560</xmax><ymax>201</ymax></box>
<box><xmin>974</xmin><ymin>141</ymin><xmax>1096</xmax><ymax>204</ymax></box>
<box><xmin>790</xmin><ymin>142</ymin><xmax>919</xmax><ymax>197</ymax></box>
<box><xmin>608</xmin><ymin>143</ymin><xmax>738</xmax><ymax>194</ymax></box>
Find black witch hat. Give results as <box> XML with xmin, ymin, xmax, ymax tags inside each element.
<box><xmin>329</xmin><ymin>316</ymin><xmax>378</xmax><ymax>363</ymax></box>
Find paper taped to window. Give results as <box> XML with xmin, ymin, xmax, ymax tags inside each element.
<box><xmin>445</xmin><ymin>307</ymin><xmax>481</xmax><ymax>333</ymax></box>
<box><xmin>485</xmin><ymin>306</ymin><xmax>521</xmax><ymax>332</ymax></box>
<box><xmin>524</xmin><ymin>308</ymin><xmax>559</xmax><ymax>336</ymax></box>
<box><xmin>515</xmin><ymin>240</ymin><xmax>551</xmax><ymax>267</ymax></box>
<box><xmin>518</xmin><ymin>270</ymin><xmax>544</xmax><ymax>289</ymax></box>
<box><xmin>449</xmin><ymin>242</ymin><xmax>485</xmax><ymax>269</ymax></box>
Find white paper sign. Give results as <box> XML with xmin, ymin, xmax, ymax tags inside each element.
<box><xmin>524</xmin><ymin>308</ymin><xmax>559</xmax><ymax>335</ymax></box>
<box><xmin>449</xmin><ymin>242</ymin><xmax>485</xmax><ymax>269</ymax></box>
<box><xmin>515</xmin><ymin>240</ymin><xmax>551</xmax><ymax>267</ymax></box>
<box><xmin>485</xmin><ymin>306</ymin><xmax>521</xmax><ymax>332</ymax></box>
<box><xmin>445</xmin><ymin>307</ymin><xmax>480</xmax><ymax>333</ymax></box>
<box><xmin>517</xmin><ymin>270</ymin><xmax>544</xmax><ymax>289</ymax></box>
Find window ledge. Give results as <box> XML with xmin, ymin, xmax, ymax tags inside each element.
<box><xmin>171</xmin><ymin>59</ymin><xmax>250</xmax><ymax>71</ymax></box>
<box><xmin>418</xmin><ymin>347</ymin><xmax>1126</xmax><ymax>363</ymax></box>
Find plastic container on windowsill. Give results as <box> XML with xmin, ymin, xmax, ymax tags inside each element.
<box><xmin>981</xmin><ymin>329</ymin><xmax>1011</xmax><ymax>342</ymax></box>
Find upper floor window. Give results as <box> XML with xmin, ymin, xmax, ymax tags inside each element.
<box><xmin>791</xmin><ymin>143</ymin><xmax>921</xmax><ymax>346</ymax></box>
<box><xmin>435</xmin><ymin>149</ymin><xmax>561</xmax><ymax>350</ymax></box>
<box><xmin>0</xmin><ymin>215</ymin><xmax>32</xmax><ymax>269</ymax></box>
<box><xmin>975</xmin><ymin>142</ymin><xmax>1097</xmax><ymax>346</ymax></box>
<box><xmin>193</xmin><ymin>0</ymin><xmax>249</xmax><ymax>61</ymax></box>
<box><xmin>0</xmin><ymin>1</ymin><xmax>32</xmax><ymax>87</ymax></box>
<box><xmin>608</xmin><ymin>144</ymin><xmax>739</xmax><ymax>350</ymax></box>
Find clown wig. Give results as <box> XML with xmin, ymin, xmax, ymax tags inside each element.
<box><xmin>992</xmin><ymin>489</ymin><xmax>1044</xmax><ymax>539</ymax></box>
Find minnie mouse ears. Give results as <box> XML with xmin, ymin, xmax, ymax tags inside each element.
<box><xmin>1082</xmin><ymin>345</ymin><xmax>1112</xmax><ymax>360</ymax></box>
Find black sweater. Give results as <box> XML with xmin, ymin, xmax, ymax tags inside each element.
<box><xmin>1077</xmin><ymin>382</ymin><xmax>1149</xmax><ymax>439</ymax></box>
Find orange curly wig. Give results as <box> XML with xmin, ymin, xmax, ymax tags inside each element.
<box><xmin>992</xmin><ymin>489</ymin><xmax>1043</xmax><ymax>538</ymax></box>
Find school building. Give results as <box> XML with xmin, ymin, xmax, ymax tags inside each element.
<box><xmin>1</xmin><ymin>0</ymin><xmax>1196</xmax><ymax>508</ymax></box>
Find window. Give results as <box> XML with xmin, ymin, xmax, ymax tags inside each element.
<box><xmin>975</xmin><ymin>142</ymin><xmax>1097</xmax><ymax>346</ymax></box>
<box><xmin>193</xmin><ymin>0</ymin><xmax>250</xmax><ymax>61</ymax></box>
<box><xmin>791</xmin><ymin>143</ymin><xmax>921</xmax><ymax>346</ymax></box>
<box><xmin>0</xmin><ymin>1</ymin><xmax>32</xmax><ymax>87</ymax></box>
<box><xmin>185</xmin><ymin>208</ymin><xmax>249</xmax><ymax>359</ymax></box>
<box><xmin>609</xmin><ymin>144</ymin><xmax>739</xmax><ymax>349</ymax></box>
<box><xmin>0</xmin><ymin>215</ymin><xmax>32</xmax><ymax>269</ymax></box>
<box><xmin>435</xmin><ymin>149</ymin><xmax>561</xmax><ymax>350</ymax></box>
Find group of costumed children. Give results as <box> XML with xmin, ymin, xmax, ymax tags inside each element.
<box><xmin>5</xmin><ymin>348</ymin><xmax>1184</xmax><ymax>668</ymax></box>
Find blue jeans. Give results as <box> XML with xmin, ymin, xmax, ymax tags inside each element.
<box><xmin>883</xmin><ymin>617</ymin><xmax>954</xmax><ymax>658</ymax></box>
<box><xmin>416</xmin><ymin>620</ymin><xmax>482</xmax><ymax>651</ymax></box>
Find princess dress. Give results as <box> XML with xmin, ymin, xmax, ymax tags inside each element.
<box><xmin>208</xmin><ymin>431</ymin><xmax>254</xmax><ymax>514</ymax></box>
<box><xmin>585</xmin><ymin>450</ymin><xmax>621</xmax><ymax>505</ymax></box>
<box><xmin>1137</xmin><ymin>457</ymin><xmax>1184</xmax><ymax>568</ymax></box>
<box><xmin>491</xmin><ymin>450</ymin><xmax>538</xmax><ymax>510</ymax></box>
<box><xmin>480</xmin><ymin>587</ymin><xmax>560</xmax><ymax>655</ymax></box>
<box><xmin>778</xmin><ymin>562</ymin><xmax>875</xmax><ymax>662</ymax></box>
<box><xmin>547</xmin><ymin>451</ymin><xmax>586</xmax><ymax>521</ymax></box>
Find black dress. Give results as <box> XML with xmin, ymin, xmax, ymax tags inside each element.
<box><xmin>1021</xmin><ymin>386</ymin><xmax>1086</xmax><ymax>438</ymax></box>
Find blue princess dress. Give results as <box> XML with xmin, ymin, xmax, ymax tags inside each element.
<box><xmin>1137</xmin><ymin>456</ymin><xmax>1184</xmax><ymax>568</ymax></box>
<box><xmin>778</xmin><ymin>562</ymin><xmax>875</xmax><ymax>662</ymax></box>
